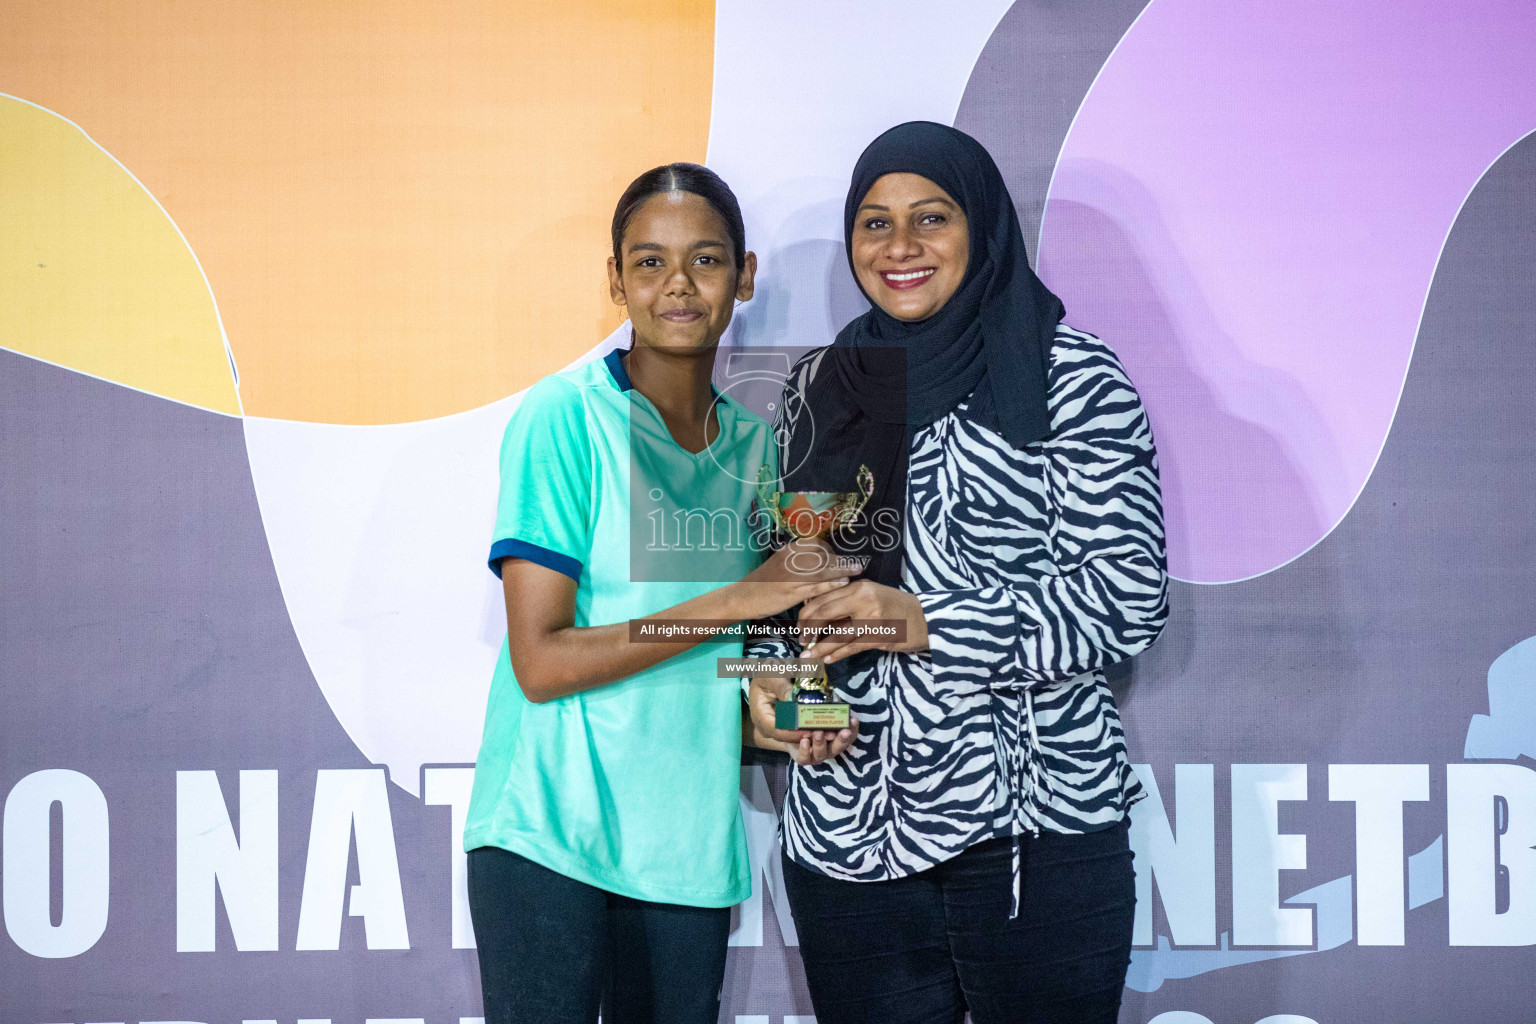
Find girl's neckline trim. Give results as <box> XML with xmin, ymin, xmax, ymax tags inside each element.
<box><xmin>604</xmin><ymin>346</ymin><xmax>731</xmax><ymax>461</ymax></box>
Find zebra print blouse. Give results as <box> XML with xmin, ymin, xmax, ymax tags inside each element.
<box><xmin>751</xmin><ymin>324</ymin><xmax>1169</xmax><ymax>891</ymax></box>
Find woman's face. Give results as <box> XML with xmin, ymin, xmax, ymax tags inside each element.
<box><xmin>850</xmin><ymin>172</ymin><xmax>969</xmax><ymax>323</ymax></box>
<box><xmin>607</xmin><ymin>191</ymin><xmax>756</xmax><ymax>350</ymax></box>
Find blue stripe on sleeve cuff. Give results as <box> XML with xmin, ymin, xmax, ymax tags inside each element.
<box><xmin>488</xmin><ymin>538</ymin><xmax>582</xmax><ymax>581</ymax></box>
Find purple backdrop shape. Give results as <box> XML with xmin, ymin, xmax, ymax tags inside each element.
<box><xmin>1120</xmin><ymin>121</ymin><xmax>1536</xmax><ymax>1024</ymax></box>
<box><xmin>1034</xmin><ymin>0</ymin><xmax>1536</xmax><ymax>582</ymax></box>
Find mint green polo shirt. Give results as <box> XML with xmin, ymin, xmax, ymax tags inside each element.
<box><xmin>463</xmin><ymin>348</ymin><xmax>773</xmax><ymax>907</ymax></box>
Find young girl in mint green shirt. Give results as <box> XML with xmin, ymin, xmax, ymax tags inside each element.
<box><xmin>464</xmin><ymin>163</ymin><xmax>850</xmax><ymax>1024</ymax></box>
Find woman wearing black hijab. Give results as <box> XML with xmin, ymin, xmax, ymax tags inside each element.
<box><xmin>748</xmin><ymin>122</ymin><xmax>1170</xmax><ymax>1023</ymax></box>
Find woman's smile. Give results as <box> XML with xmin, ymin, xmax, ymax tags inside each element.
<box><xmin>878</xmin><ymin>266</ymin><xmax>936</xmax><ymax>290</ymax></box>
<box><xmin>660</xmin><ymin>306</ymin><xmax>706</xmax><ymax>322</ymax></box>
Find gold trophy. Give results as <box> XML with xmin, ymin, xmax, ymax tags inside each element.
<box><xmin>754</xmin><ymin>464</ymin><xmax>873</xmax><ymax>731</ymax></box>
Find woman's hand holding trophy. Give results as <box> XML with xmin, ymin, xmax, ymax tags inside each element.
<box><xmin>746</xmin><ymin>464</ymin><xmax>880</xmax><ymax>765</ymax></box>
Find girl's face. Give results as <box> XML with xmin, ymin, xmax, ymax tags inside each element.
<box><xmin>608</xmin><ymin>191</ymin><xmax>756</xmax><ymax>350</ymax></box>
<box><xmin>850</xmin><ymin>172</ymin><xmax>969</xmax><ymax>322</ymax></box>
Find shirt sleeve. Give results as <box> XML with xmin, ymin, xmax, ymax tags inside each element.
<box><xmin>916</xmin><ymin>333</ymin><xmax>1169</xmax><ymax>689</ymax></box>
<box><xmin>487</xmin><ymin>377</ymin><xmax>594</xmax><ymax>582</ymax></box>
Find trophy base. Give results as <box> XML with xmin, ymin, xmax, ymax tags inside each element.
<box><xmin>776</xmin><ymin>700</ymin><xmax>851</xmax><ymax>731</ymax></box>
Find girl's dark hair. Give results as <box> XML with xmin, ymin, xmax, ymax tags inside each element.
<box><xmin>611</xmin><ymin>162</ymin><xmax>747</xmax><ymax>270</ymax></box>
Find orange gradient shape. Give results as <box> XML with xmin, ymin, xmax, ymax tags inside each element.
<box><xmin>0</xmin><ymin>1</ymin><xmax>714</xmax><ymax>423</ymax></box>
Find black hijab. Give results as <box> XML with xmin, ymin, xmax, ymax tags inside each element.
<box><xmin>782</xmin><ymin>121</ymin><xmax>1065</xmax><ymax>587</ymax></box>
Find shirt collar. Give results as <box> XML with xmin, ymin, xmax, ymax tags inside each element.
<box><xmin>603</xmin><ymin>347</ymin><xmax>634</xmax><ymax>391</ymax></box>
<box><xmin>604</xmin><ymin>346</ymin><xmax>725</xmax><ymax>402</ymax></box>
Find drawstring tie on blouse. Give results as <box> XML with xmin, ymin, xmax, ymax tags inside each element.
<box><xmin>1008</xmin><ymin>687</ymin><xmax>1055</xmax><ymax>919</ymax></box>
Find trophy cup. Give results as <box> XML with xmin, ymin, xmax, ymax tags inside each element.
<box><xmin>754</xmin><ymin>464</ymin><xmax>874</xmax><ymax>731</ymax></box>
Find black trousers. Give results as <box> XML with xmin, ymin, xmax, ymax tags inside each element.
<box><xmin>467</xmin><ymin>846</ymin><xmax>731</xmax><ymax>1024</ymax></box>
<box><xmin>781</xmin><ymin>822</ymin><xmax>1136</xmax><ymax>1024</ymax></box>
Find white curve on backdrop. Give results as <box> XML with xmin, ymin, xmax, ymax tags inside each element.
<box><xmin>242</xmin><ymin>0</ymin><xmax>1013</xmax><ymax>793</ymax></box>
<box><xmin>244</xmin><ymin>406</ymin><xmax>512</xmax><ymax>795</ymax></box>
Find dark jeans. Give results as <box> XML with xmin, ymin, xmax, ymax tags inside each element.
<box><xmin>467</xmin><ymin>846</ymin><xmax>731</xmax><ymax>1024</ymax></box>
<box><xmin>781</xmin><ymin>822</ymin><xmax>1136</xmax><ymax>1024</ymax></box>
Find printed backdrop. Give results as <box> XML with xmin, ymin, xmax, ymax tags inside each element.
<box><xmin>3</xmin><ymin>2</ymin><xmax>1535</xmax><ymax>1022</ymax></box>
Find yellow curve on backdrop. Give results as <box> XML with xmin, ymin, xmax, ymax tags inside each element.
<box><xmin>0</xmin><ymin>96</ymin><xmax>239</xmax><ymax>416</ymax></box>
<box><xmin>0</xmin><ymin>1</ymin><xmax>715</xmax><ymax>425</ymax></box>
